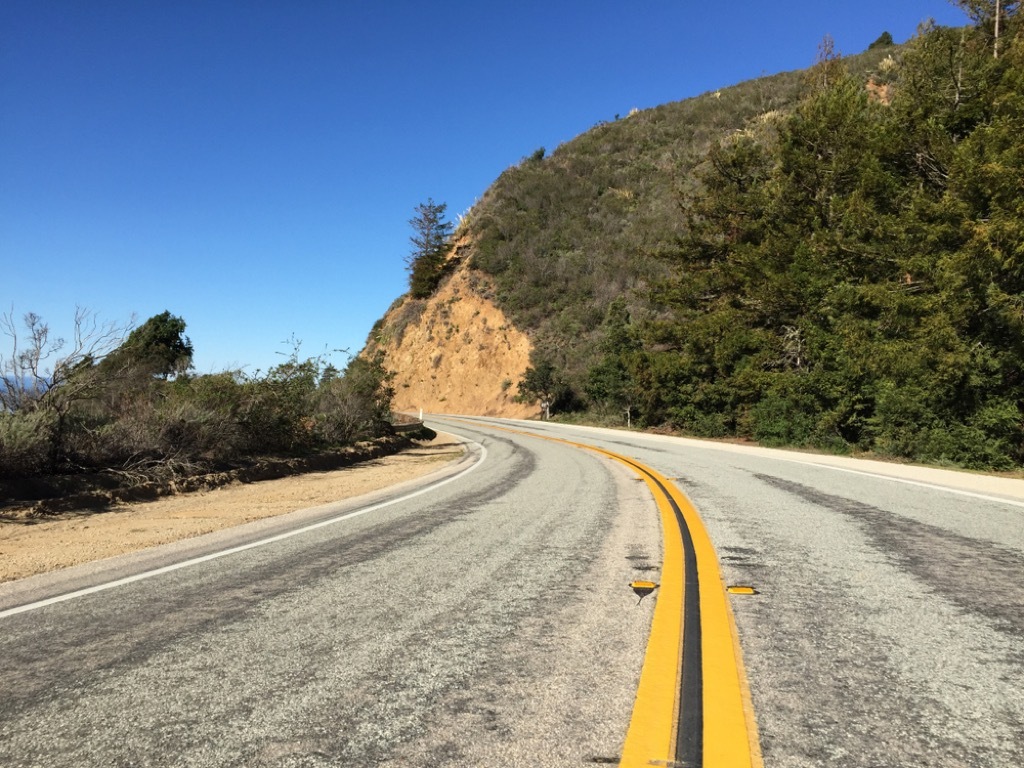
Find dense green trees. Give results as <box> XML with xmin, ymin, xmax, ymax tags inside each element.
<box><xmin>636</xmin><ymin>12</ymin><xmax>1024</xmax><ymax>466</ymax></box>
<box><xmin>464</xmin><ymin>10</ymin><xmax>1023</xmax><ymax>468</ymax></box>
<box><xmin>103</xmin><ymin>310</ymin><xmax>193</xmax><ymax>377</ymax></box>
<box><xmin>584</xmin><ymin>298</ymin><xmax>644</xmax><ymax>425</ymax></box>
<box><xmin>869</xmin><ymin>32</ymin><xmax>895</xmax><ymax>49</ymax></box>
<box><xmin>517</xmin><ymin>360</ymin><xmax>574</xmax><ymax>419</ymax></box>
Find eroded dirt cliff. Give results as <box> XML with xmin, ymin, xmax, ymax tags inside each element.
<box><xmin>367</xmin><ymin>255</ymin><xmax>537</xmax><ymax>419</ymax></box>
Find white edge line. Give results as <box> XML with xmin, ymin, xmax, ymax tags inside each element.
<box><xmin>486</xmin><ymin>416</ymin><xmax>1024</xmax><ymax>509</ymax></box>
<box><xmin>464</xmin><ymin>418</ymin><xmax>1024</xmax><ymax>507</ymax></box>
<box><xmin>791</xmin><ymin>460</ymin><xmax>1024</xmax><ymax>508</ymax></box>
<box><xmin>0</xmin><ymin>439</ymin><xmax>487</xmax><ymax>620</ymax></box>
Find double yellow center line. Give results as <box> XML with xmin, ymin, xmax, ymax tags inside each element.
<box><xmin>450</xmin><ymin>420</ymin><xmax>762</xmax><ymax>767</ymax></box>
<box><xmin>595</xmin><ymin>447</ymin><xmax>761</xmax><ymax>768</ymax></box>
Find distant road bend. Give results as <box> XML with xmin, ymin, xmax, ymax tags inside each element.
<box><xmin>0</xmin><ymin>416</ymin><xmax>1022</xmax><ymax>767</ymax></box>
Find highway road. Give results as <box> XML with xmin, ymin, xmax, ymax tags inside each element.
<box><xmin>456</xmin><ymin>417</ymin><xmax>1024</xmax><ymax>768</ymax></box>
<box><xmin>1</xmin><ymin>416</ymin><xmax>1022</xmax><ymax>767</ymax></box>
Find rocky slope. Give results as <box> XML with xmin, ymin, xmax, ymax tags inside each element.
<box><xmin>366</xmin><ymin>243</ymin><xmax>536</xmax><ymax>419</ymax></box>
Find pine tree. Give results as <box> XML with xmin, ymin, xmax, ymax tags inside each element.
<box><xmin>406</xmin><ymin>199</ymin><xmax>454</xmax><ymax>299</ymax></box>
<box><xmin>952</xmin><ymin>0</ymin><xmax>1021</xmax><ymax>57</ymax></box>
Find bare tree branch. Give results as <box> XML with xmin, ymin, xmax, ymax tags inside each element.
<box><xmin>1</xmin><ymin>307</ymin><xmax>130</xmax><ymax>413</ymax></box>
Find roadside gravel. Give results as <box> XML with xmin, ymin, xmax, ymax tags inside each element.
<box><xmin>0</xmin><ymin>434</ymin><xmax>464</xmax><ymax>583</ymax></box>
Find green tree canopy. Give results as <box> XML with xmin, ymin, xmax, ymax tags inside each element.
<box><xmin>869</xmin><ymin>31</ymin><xmax>894</xmax><ymax>49</ymax></box>
<box><xmin>406</xmin><ymin>199</ymin><xmax>454</xmax><ymax>298</ymax></box>
<box><xmin>105</xmin><ymin>311</ymin><xmax>193</xmax><ymax>377</ymax></box>
<box><xmin>517</xmin><ymin>360</ymin><xmax>578</xmax><ymax>419</ymax></box>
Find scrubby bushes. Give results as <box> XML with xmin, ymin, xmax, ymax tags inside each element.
<box><xmin>1</xmin><ymin>311</ymin><xmax>396</xmax><ymax>480</ymax></box>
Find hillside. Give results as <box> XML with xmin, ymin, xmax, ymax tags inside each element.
<box><xmin>368</xmin><ymin>244</ymin><xmax>534</xmax><ymax>418</ymax></box>
<box><xmin>369</xmin><ymin>44</ymin><xmax>898</xmax><ymax>418</ymax></box>
<box><xmin>368</xmin><ymin>13</ymin><xmax>1024</xmax><ymax>470</ymax></box>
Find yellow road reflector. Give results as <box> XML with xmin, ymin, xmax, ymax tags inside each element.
<box><xmin>630</xmin><ymin>580</ymin><xmax>659</xmax><ymax>600</ymax></box>
<box><xmin>726</xmin><ymin>585</ymin><xmax>759</xmax><ymax>595</ymax></box>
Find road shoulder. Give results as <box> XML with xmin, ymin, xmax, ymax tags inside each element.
<box><xmin>0</xmin><ymin>433</ymin><xmax>466</xmax><ymax>585</ymax></box>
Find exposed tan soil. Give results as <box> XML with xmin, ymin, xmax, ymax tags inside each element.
<box><xmin>0</xmin><ymin>434</ymin><xmax>464</xmax><ymax>584</ymax></box>
<box><xmin>368</xmin><ymin>245</ymin><xmax>537</xmax><ymax>419</ymax></box>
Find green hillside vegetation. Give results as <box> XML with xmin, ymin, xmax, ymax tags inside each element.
<box><xmin>467</xmin><ymin>40</ymin><xmax>896</xmax><ymax>370</ymax></box>
<box><xmin>460</xmin><ymin>12</ymin><xmax>1024</xmax><ymax>469</ymax></box>
<box><xmin>1</xmin><ymin>310</ymin><xmax>396</xmax><ymax>484</ymax></box>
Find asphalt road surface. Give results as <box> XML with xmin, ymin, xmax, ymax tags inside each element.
<box><xmin>1</xmin><ymin>417</ymin><xmax>1022</xmax><ymax>767</ymax></box>
<box><xmin>456</xmin><ymin>417</ymin><xmax>1024</xmax><ymax>768</ymax></box>
<box><xmin>0</xmin><ymin>422</ymin><xmax>658</xmax><ymax>767</ymax></box>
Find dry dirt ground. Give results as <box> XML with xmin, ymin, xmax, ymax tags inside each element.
<box><xmin>0</xmin><ymin>434</ymin><xmax>464</xmax><ymax>584</ymax></box>
<box><xmin>371</xmin><ymin>257</ymin><xmax>536</xmax><ymax>419</ymax></box>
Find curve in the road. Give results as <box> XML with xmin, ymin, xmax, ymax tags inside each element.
<box><xmin>450</xmin><ymin>419</ymin><xmax>762</xmax><ymax>768</ymax></box>
<box><xmin>0</xmin><ymin>438</ymin><xmax>487</xmax><ymax>620</ymax></box>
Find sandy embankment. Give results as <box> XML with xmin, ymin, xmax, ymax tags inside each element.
<box><xmin>0</xmin><ymin>434</ymin><xmax>464</xmax><ymax>584</ymax></box>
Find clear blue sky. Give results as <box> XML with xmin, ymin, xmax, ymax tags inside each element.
<box><xmin>1</xmin><ymin>1</ymin><xmax>969</xmax><ymax>375</ymax></box>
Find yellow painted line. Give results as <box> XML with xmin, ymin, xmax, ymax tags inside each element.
<box><xmin>607</xmin><ymin>452</ymin><xmax>684</xmax><ymax>767</ymax></box>
<box><xmin>444</xmin><ymin>418</ymin><xmax>762</xmax><ymax>767</ymax></box>
<box><xmin>592</xmin><ymin>447</ymin><xmax>761</xmax><ymax>768</ymax></box>
<box><xmin>660</xmin><ymin>470</ymin><xmax>763</xmax><ymax>768</ymax></box>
